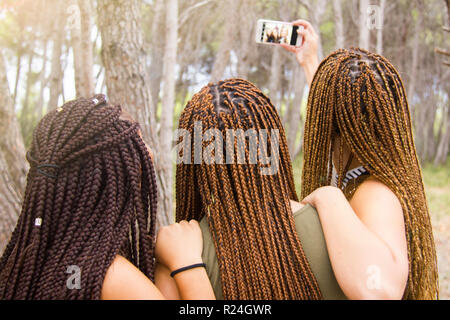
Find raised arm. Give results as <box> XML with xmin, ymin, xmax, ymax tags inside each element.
<box><xmin>301</xmin><ymin>180</ymin><xmax>409</xmax><ymax>300</ymax></box>
<box><xmin>281</xmin><ymin>19</ymin><xmax>320</xmax><ymax>87</ymax></box>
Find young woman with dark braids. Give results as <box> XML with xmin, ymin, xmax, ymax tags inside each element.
<box><xmin>283</xmin><ymin>20</ymin><xmax>438</xmax><ymax>299</ymax></box>
<box><xmin>0</xmin><ymin>94</ymin><xmax>214</xmax><ymax>300</ymax></box>
<box><xmin>155</xmin><ymin>78</ymin><xmax>347</xmax><ymax>300</ymax></box>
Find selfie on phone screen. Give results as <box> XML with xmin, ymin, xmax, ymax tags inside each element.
<box><xmin>262</xmin><ymin>22</ymin><xmax>291</xmax><ymax>44</ymax></box>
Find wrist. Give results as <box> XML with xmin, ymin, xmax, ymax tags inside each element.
<box><xmin>169</xmin><ymin>257</ymin><xmax>203</xmax><ymax>273</ymax></box>
<box><xmin>301</xmin><ymin>56</ymin><xmax>319</xmax><ymax>85</ymax></box>
<box><xmin>170</xmin><ymin>262</ymin><xmax>206</xmax><ymax>278</ymax></box>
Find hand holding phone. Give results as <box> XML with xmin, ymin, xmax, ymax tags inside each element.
<box><xmin>279</xmin><ymin>19</ymin><xmax>320</xmax><ymax>87</ymax></box>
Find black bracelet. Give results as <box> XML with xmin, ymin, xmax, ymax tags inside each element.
<box><xmin>170</xmin><ymin>263</ymin><xmax>206</xmax><ymax>277</ymax></box>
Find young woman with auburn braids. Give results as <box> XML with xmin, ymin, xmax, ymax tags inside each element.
<box><xmin>282</xmin><ymin>20</ymin><xmax>438</xmax><ymax>299</ymax></box>
<box><xmin>0</xmin><ymin>94</ymin><xmax>214</xmax><ymax>300</ymax></box>
<box><xmin>155</xmin><ymin>78</ymin><xmax>348</xmax><ymax>300</ymax></box>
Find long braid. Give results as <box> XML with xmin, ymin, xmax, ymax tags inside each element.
<box><xmin>0</xmin><ymin>94</ymin><xmax>158</xmax><ymax>299</ymax></box>
<box><xmin>302</xmin><ymin>48</ymin><xmax>439</xmax><ymax>299</ymax></box>
<box><xmin>176</xmin><ymin>79</ymin><xmax>322</xmax><ymax>300</ymax></box>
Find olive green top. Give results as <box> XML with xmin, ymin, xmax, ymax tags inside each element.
<box><xmin>199</xmin><ymin>204</ymin><xmax>347</xmax><ymax>300</ymax></box>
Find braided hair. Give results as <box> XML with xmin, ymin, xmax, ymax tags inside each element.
<box><xmin>176</xmin><ymin>78</ymin><xmax>322</xmax><ymax>299</ymax></box>
<box><xmin>0</xmin><ymin>94</ymin><xmax>158</xmax><ymax>299</ymax></box>
<box><xmin>302</xmin><ymin>48</ymin><xmax>439</xmax><ymax>299</ymax></box>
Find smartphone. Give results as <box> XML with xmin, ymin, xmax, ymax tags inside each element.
<box><xmin>255</xmin><ymin>19</ymin><xmax>302</xmax><ymax>46</ymax></box>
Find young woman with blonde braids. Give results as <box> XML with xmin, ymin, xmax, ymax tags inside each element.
<box><xmin>283</xmin><ymin>20</ymin><xmax>438</xmax><ymax>299</ymax></box>
<box><xmin>0</xmin><ymin>95</ymin><xmax>214</xmax><ymax>300</ymax></box>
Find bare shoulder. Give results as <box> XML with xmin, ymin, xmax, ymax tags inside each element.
<box><xmin>350</xmin><ymin>177</ymin><xmax>402</xmax><ymax>216</ymax></box>
<box><xmin>101</xmin><ymin>255</ymin><xmax>164</xmax><ymax>300</ymax></box>
<box><xmin>350</xmin><ymin>177</ymin><xmax>407</xmax><ymax>259</ymax></box>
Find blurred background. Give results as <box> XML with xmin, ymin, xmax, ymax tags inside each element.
<box><xmin>0</xmin><ymin>0</ymin><xmax>448</xmax><ymax>298</ymax></box>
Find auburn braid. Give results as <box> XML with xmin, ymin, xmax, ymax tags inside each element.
<box><xmin>0</xmin><ymin>94</ymin><xmax>158</xmax><ymax>299</ymax></box>
<box><xmin>301</xmin><ymin>48</ymin><xmax>439</xmax><ymax>299</ymax></box>
<box><xmin>176</xmin><ymin>78</ymin><xmax>322</xmax><ymax>299</ymax></box>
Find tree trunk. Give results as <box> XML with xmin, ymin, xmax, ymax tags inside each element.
<box><xmin>332</xmin><ymin>0</ymin><xmax>345</xmax><ymax>49</ymax></box>
<box><xmin>359</xmin><ymin>0</ymin><xmax>370</xmax><ymax>49</ymax></box>
<box><xmin>236</xmin><ymin>0</ymin><xmax>254</xmax><ymax>79</ymax></box>
<box><xmin>376</xmin><ymin>0</ymin><xmax>386</xmax><ymax>54</ymax></box>
<box><xmin>13</xmin><ymin>50</ymin><xmax>22</xmax><ymax>107</ymax></box>
<box><xmin>48</xmin><ymin>0</ymin><xmax>66</xmax><ymax>110</ymax></box>
<box><xmin>70</xmin><ymin>0</ymin><xmax>95</xmax><ymax>98</ymax></box>
<box><xmin>408</xmin><ymin>1</ymin><xmax>423</xmax><ymax>120</ymax></box>
<box><xmin>0</xmin><ymin>53</ymin><xmax>28</xmax><ymax>253</ymax></box>
<box><xmin>148</xmin><ymin>0</ymin><xmax>165</xmax><ymax>124</ymax></box>
<box><xmin>287</xmin><ymin>64</ymin><xmax>306</xmax><ymax>159</ymax></box>
<box><xmin>97</xmin><ymin>0</ymin><xmax>172</xmax><ymax>228</ymax></box>
<box><xmin>434</xmin><ymin>99</ymin><xmax>450</xmax><ymax>165</ymax></box>
<box><xmin>36</xmin><ymin>39</ymin><xmax>49</xmax><ymax>118</ymax></box>
<box><xmin>210</xmin><ymin>0</ymin><xmax>238</xmax><ymax>82</ymax></box>
<box><xmin>269</xmin><ymin>47</ymin><xmax>282</xmax><ymax>113</ymax></box>
<box><xmin>159</xmin><ymin>0</ymin><xmax>178</xmax><ymax>225</ymax></box>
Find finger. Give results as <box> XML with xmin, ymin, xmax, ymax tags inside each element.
<box><xmin>300</xmin><ymin>195</ymin><xmax>311</xmax><ymax>205</ymax></box>
<box><xmin>298</xmin><ymin>26</ymin><xmax>314</xmax><ymax>41</ymax></box>
<box><xmin>280</xmin><ymin>42</ymin><xmax>296</xmax><ymax>53</ymax></box>
<box><xmin>179</xmin><ymin>220</ymin><xmax>189</xmax><ymax>226</ymax></box>
<box><xmin>188</xmin><ymin>219</ymin><xmax>199</xmax><ymax>226</ymax></box>
<box><xmin>297</xmin><ymin>28</ymin><xmax>308</xmax><ymax>40</ymax></box>
<box><xmin>291</xmin><ymin>19</ymin><xmax>314</xmax><ymax>31</ymax></box>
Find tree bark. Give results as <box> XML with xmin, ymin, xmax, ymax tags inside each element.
<box><xmin>159</xmin><ymin>0</ymin><xmax>178</xmax><ymax>225</ymax></box>
<box><xmin>236</xmin><ymin>0</ymin><xmax>255</xmax><ymax>79</ymax></box>
<box><xmin>332</xmin><ymin>0</ymin><xmax>345</xmax><ymax>49</ymax></box>
<box><xmin>13</xmin><ymin>50</ymin><xmax>22</xmax><ymax>107</ymax></box>
<box><xmin>376</xmin><ymin>0</ymin><xmax>386</xmax><ymax>54</ymax></box>
<box><xmin>269</xmin><ymin>47</ymin><xmax>282</xmax><ymax>113</ymax></box>
<box><xmin>210</xmin><ymin>0</ymin><xmax>238</xmax><ymax>82</ymax></box>
<box><xmin>97</xmin><ymin>0</ymin><xmax>172</xmax><ymax>228</ymax></box>
<box><xmin>408</xmin><ymin>1</ymin><xmax>423</xmax><ymax>120</ymax></box>
<box><xmin>287</xmin><ymin>64</ymin><xmax>306</xmax><ymax>159</ymax></box>
<box><xmin>434</xmin><ymin>98</ymin><xmax>450</xmax><ymax>164</ymax></box>
<box><xmin>48</xmin><ymin>0</ymin><xmax>66</xmax><ymax>110</ymax></box>
<box><xmin>70</xmin><ymin>0</ymin><xmax>95</xmax><ymax>98</ymax></box>
<box><xmin>36</xmin><ymin>39</ymin><xmax>49</xmax><ymax>118</ymax></box>
<box><xmin>310</xmin><ymin>0</ymin><xmax>327</xmax><ymax>60</ymax></box>
<box><xmin>148</xmin><ymin>0</ymin><xmax>165</xmax><ymax>124</ymax></box>
<box><xmin>0</xmin><ymin>53</ymin><xmax>28</xmax><ymax>253</ymax></box>
<box><xmin>359</xmin><ymin>0</ymin><xmax>370</xmax><ymax>49</ymax></box>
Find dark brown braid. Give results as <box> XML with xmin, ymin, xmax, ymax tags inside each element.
<box><xmin>302</xmin><ymin>48</ymin><xmax>439</xmax><ymax>299</ymax></box>
<box><xmin>0</xmin><ymin>94</ymin><xmax>158</xmax><ymax>299</ymax></box>
<box><xmin>176</xmin><ymin>78</ymin><xmax>322</xmax><ymax>299</ymax></box>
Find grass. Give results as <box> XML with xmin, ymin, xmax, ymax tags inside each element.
<box><xmin>422</xmin><ymin>159</ymin><xmax>450</xmax><ymax>221</ymax></box>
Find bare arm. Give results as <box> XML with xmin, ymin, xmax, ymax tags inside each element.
<box><xmin>101</xmin><ymin>255</ymin><xmax>165</xmax><ymax>300</ymax></box>
<box><xmin>155</xmin><ymin>220</ymin><xmax>216</xmax><ymax>300</ymax></box>
<box><xmin>302</xmin><ymin>179</ymin><xmax>409</xmax><ymax>299</ymax></box>
<box><xmin>102</xmin><ymin>220</ymin><xmax>215</xmax><ymax>300</ymax></box>
<box><xmin>155</xmin><ymin>263</ymin><xmax>181</xmax><ymax>299</ymax></box>
<box><xmin>155</xmin><ymin>261</ymin><xmax>215</xmax><ymax>300</ymax></box>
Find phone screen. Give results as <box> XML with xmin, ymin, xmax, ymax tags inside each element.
<box><xmin>260</xmin><ymin>21</ymin><xmax>299</xmax><ymax>46</ymax></box>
